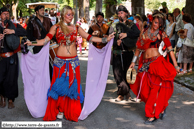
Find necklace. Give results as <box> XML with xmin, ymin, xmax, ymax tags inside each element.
<box><xmin>147</xmin><ymin>27</ymin><xmax>159</xmax><ymax>40</ymax></box>
<box><xmin>64</xmin><ymin>22</ymin><xmax>71</xmax><ymax>26</ymax></box>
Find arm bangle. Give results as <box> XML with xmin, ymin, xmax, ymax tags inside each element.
<box><xmin>46</xmin><ymin>33</ymin><xmax>53</xmax><ymax>40</ymax></box>
<box><xmin>168</xmin><ymin>48</ymin><xmax>174</xmax><ymax>53</ymax></box>
<box><xmin>102</xmin><ymin>37</ymin><xmax>107</xmax><ymax>43</ymax></box>
<box><xmin>89</xmin><ymin>36</ymin><xmax>93</xmax><ymax>43</ymax></box>
<box><xmin>175</xmin><ymin>66</ymin><xmax>179</xmax><ymax>69</ymax></box>
<box><xmin>43</xmin><ymin>38</ymin><xmax>49</xmax><ymax>46</ymax></box>
<box><xmin>87</xmin><ymin>34</ymin><xmax>92</xmax><ymax>42</ymax></box>
<box><xmin>132</xmin><ymin>56</ymin><xmax>137</xmax><ymax>63</ymax></box>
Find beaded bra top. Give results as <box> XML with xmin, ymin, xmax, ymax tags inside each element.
<box><xmin>136</xmin><ymin>27</ymin><xmax>162</xmax><ymax>51</ymax></box>
<box><xmin>56</xmin><ymin>25</ymin><xmax>78</xmax><ymax>46</ymax></box>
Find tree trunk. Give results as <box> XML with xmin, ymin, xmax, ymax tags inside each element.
<box><xmin>20</xmin><ymin>10</ymin><xmax>22</xmax><ymax>18</ymax></box>
<box><xmin>16</xmin><ymin>10</ymin><xmax>18</xmax><ymax>19</ymax></box>
<box><xmin>185</xmin><ymin>0</ymin><xmax>194</xmax><ymax>25</ymax></box>
<box><xmin>105</xmin><ymin>0</ymin><xmax>117</xmax><ymax>19</ymax></box>
<box><xmin>73</xmin><ymin>0</ymin><xmax>78</xmax><ymax>24</ymax></box>
<box><xmin>131</xmin><ymin>0</ymin><xmax>144</xmax><ymax>16</ymax></box>
<box><xmin>78</xmin><ymin>0</ymin><xmax>84</xmax><ymax>19</ymax></box>
<box><xmin>83</xmin><ymin>0</ymin><xmax>90</xmax><ymax>22</ymax></box>
<box><xmin>95</xmin><ymin>0</ymin><xmax>102</xmax><ymax>15</ymax></box>
<box><xmin>12</xmin><ymin>0</ymin><xmax>19</xmax><ymax>20</ymax></box>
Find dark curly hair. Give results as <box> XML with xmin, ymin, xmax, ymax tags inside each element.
<box><xmin>150</xmin><ymin>12</ymin><xmax>166</xmax><ymax>31</ymax></box>
<box><xmin>183</xmin><ymin>13</ymin><xmax>192</xmax><ymax>23</ymax></box>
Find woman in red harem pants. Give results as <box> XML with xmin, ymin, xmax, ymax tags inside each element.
<box><xmin>129</xmin><ymin>12</ymin><xmax>180</xmax><ymax>124</ymax></box>
<box><xmin>25</xmin><ymin>5</ymin><xmax>115</xmax><ymax>122</ymax></box>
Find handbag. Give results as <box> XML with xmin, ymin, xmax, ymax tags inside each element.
<box><xmin>176</xmin><ymin>37</ymin><xmax>184</xmax><ymax>48</ymax></box>
<box><xmin>183</xmin><ymin>37</ymin><xmax>194</xmax><ymax>47</ymax></box>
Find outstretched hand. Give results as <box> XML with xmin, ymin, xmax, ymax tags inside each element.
<box><xmin>107</xmin><ymin>32</ymin><xmax>116</xmax><ymax>42</ymax></box>
<box><xmin>24</xmin><ymin>39</ymin><xmax>32</xmax><ymax>46</ymax></box>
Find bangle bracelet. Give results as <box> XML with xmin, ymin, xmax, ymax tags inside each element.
<box><xmin>44</xmin><ymin>38</ymin><xmax>48</xmax><ymax>46</ymax></box>
<box><xmin>168</xmin><ymin>48</ymin><xmax>174</xmax><ymax>53</ymax></box>
<box><xmin>132</xmin><ymin>56</ymin><xmax>137</xmax><ymax>63</ymax></box>
<box><xmin>89</xmin><ymin>36</ymin><xmax>93</xmax><ymax>43</ymax></box>
<box><xmin>175</xmin><ymin>66</ymin><xmax>179</xmax><ymax>69</ymax></box>
<box><xmin>102</xmin><ymin>37</ymin><xmax>107</xmax><ymax>43</ymax></box>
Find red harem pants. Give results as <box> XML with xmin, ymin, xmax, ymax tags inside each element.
<box><xmin>43</xmin><ymin>56</ymin><xmax>81</xmax><ymax>122</ymax></box>
<box><xmin>130</xmin><ymin>56</ymin><xmax>176</xmax><ymax>119</ymax></box>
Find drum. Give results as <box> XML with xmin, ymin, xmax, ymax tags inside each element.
<box><xmin>49</xmin><ymin>42</ymin><xmax>59</xmax><ymax>66</ymax></box>
<box><xmin>126</xmin><ymin>68</ymin><xmax>137</xmax><ymax>84</ymax></box>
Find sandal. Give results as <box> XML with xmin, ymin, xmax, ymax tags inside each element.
<box><xmin>188</xmin><ymin>69</ymin><xmax>192</xmax><ymax>73</ymax></box>
<box><xmin>159</xmin><ymin>109</ymin><xmax>166</xmax><ymax>120</ymax></box>
<box><xmin>178</xmin><ymin>70</ymin><xmax>187</xmax><ymax>75</ymax></box>
<box><xmin>57</xmin><ymin>112</ymin><xmax>64</xmax><ymax>119</ymax></box>
<box><xmin>144</xmin><ymin>117</ymin><xmax>157</xmax><ymax>125</ymax></box>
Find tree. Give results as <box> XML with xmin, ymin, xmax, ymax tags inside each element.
<box><xmin>131</xmin><ymin>0</ymin><xmax>144</xmax><ymax>15</ymax></box>
<box><xmin>78</xmin><ymin>0</ymin><xmax>84</xmax><ymax>18</ymax></box>
<box><xmin>104</xmin><ymin>0</ymin><xmax>117</xmax><ymax>19</ymax></box>
<box><xmin>185</xmin><ymin>0</ymin><xmax>194</xmax><ymax>25</ymax></box>
<box><xmin>83</xmin><ymin>0</ymin><xmax>90</xmax><ymax>21</ymax></box>
<box><xmin>95</xmin><ymin>0</ymin><xmax>102</xmax><ymax>15</ymax></box>
<box><xmin>145</xmin><ymin>0</ymin><xmax>160</xmax><ymax>12</ymax></box>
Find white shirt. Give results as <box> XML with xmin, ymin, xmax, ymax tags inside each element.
<box><xmin>80</xmin><ymin>23</ymin><xmax>89</xmax><ymax>32</ymax></box>
<box><xmin>184</xmin><ymin>23</ymin><xmax>194</xmax><ymax>41</ymax></box>
<box><xmin>175</xmin><ymin>14</ymin><xmax>184</xmax><ymax>32</ymax></box>
<box><xmin>166</xmin><ymin>22</ymin><xmax>175</xmax><ymax>40</ymax></box>
<box><xmin>49</xmin><ymin>16</ymin><xmax>57</xmax><ymax>25</ymax></box>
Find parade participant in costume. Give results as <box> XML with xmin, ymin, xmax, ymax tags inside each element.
<box><xmin>111</xmin><ymin>5</ymin><xmax>140</xmax><ymax>102</ymax></box>
<box><xmin>26</xmin><ymin>5</ymin><xmax>54</xmax><ymax>79</ymax></box>
<box><xmin>135</xmin><ymin>14</ymin><xmax>143</xmax><ymax>32</ymax></box>
<box><xmin>19</xmin><ymin>18</ymin><xmax>27</xmax><ymax>29</ymax></box>
<box><xmin>25</xmin><ymin>5</ymin><xmax>115</xmax><ymax>122</ymax></box>
<box><xmin>88</xmin><ymin>12</ymin><xmax>110</xmax><ymax>49</ymax></box>
<box><xmin>0</xmin><ymin>7</ymin><xmax>26</xmax><ymax>109</ymax></box>
<box><xmin>26</xmin><ymin>5</ymin><xmax>53</xmax><ymax>54</ymax></box>
<box><xmin>129</xmin><ymin>12</ymin><xmax>180</xmax><ymax>124</ymax></box>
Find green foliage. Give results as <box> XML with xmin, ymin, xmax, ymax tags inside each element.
<box><xmin>89</xmin><ymin>0</ymin><xmax>95</xmax><ymax>9</ymax></box>
<box><xmin>145</xmin><ymin>0</ymin><xmax>161</xmax><ymax>11</ymax></box>
<box><xmin>103</xmin><ymin>0</ymin><xmax>117</xmax><ymax>8</ymax></box>
<box><xmin>145</xmin><ymin>0</ymin><xmax>186</xmax><ymax>13</ymax></box>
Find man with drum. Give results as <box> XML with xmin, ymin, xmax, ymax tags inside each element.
<box><xmin>111</xmin><ymin>5</ymin><xmax>140</xmax><ymax>101</ymax></box>
<box><xmin>0</xmin><ymin>7</ymin><xmax>26</xmax><ymax>109</ymax></box>
<box><xmin>88</xmin><ymin>12</ymin><xmax>110</xmax><ymax>49</ymax></box>
<box><xmin>26</xmin><ymin>5</ymin><xmax>54</xmax><ymax>78</ymax></box>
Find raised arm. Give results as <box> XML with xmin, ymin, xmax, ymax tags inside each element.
<box><xmin>25</xmin><ymin>25</ymin><xmax>57</xmax><ymax>46</ymax></box>
<box><xmin>78</xmin><ymin>26</ymin><xmax>115</xmax><ymax>43</ymax></box>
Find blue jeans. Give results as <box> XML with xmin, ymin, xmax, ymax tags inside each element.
<box><xmin>170</xmin><ymin>40</ymin><xmax>175</xmax><ymax>48</ymax></box>
<box><xmin>169</xmin><ymin>40</ymin><xmax>175</xmax><ymax>64</ymax></box>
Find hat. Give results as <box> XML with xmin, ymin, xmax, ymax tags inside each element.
<box><xmin>96</xmin><ymin>12</ymin><xmax>104</xmax><ymax>18</ymax></box>
<box><xmin>113</xmin><ymin>14</ymin><xmax>118</xmax><ymax>19</ymax></box>
<box><xmin>128</xmin><ymin>16</ymin><xmax>134</xmax><ymax>21</ymax></box>
<box><xmin>161</xmin><ymin>2</ymin><xmax>167</xmax><ymax>7</ymax></box>
<box><xmin>0</xmin><ymin>7</ymin><xmax>9</xmax><ymax>15</ymax></box>
<box><xmin>35</xmin><ymin>5</ymin><xmax>45</xmax><ymax>12</ymax></box>
<box><xmin>116</xmin><ymin>5</ymin><xmax>129</xmax><ymax>14</ymax></box>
